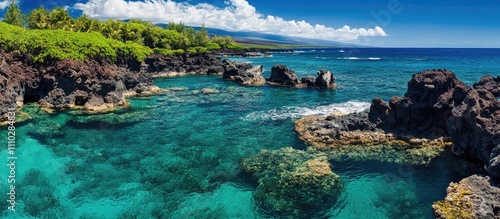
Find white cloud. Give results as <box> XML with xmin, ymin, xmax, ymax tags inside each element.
<box><xmin>74</xmin><ymin>0</ymin><xmax>387</xmax><ymax>41</ymax></box>
<box><xmin>0</xmin><ymin>0</ymin><xmax>11</xmax><ymax>10</ymax></box>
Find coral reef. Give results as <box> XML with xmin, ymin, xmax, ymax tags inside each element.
<box><xmin>242</xmin><ymin>148</ymin><xmax>343</xmax><ymax>218</ymax></box>
<box><xmin>67</xmin><ymin>110</ymin><xmax>149</xmax><ymax>127</ymax></box>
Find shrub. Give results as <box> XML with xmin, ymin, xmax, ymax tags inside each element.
<box><xmin>0</xmin><ymin>22</ymin><xmax>153</xmax><ymax>63</ymax></box>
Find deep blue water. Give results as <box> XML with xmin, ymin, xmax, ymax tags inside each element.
<box><xmin>1</xmin><ymin>48</ymin><xmax>498</xmax><ymax>218</ymax></box>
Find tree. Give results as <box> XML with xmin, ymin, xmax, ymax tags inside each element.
<box><xmin>166</xmin><ymin>21</ymin><xmax>185</xmax><ymax>33</ymax></box>
<box><xmin>3</xmin><ymin>0</ymin><xmax>24</xmax><ymax>27</ymax></box>
<box><xmin>27</xmin><ymin>6</ymin><xmax>50</xmax><ymax>29</ymax></box>
<box><xmin>211</xmin><ymin>35</ymin><xmax>234</xmax><ymax>48</ymax></box>
<box><xmin>181</xmin><ymin>27</ymin><xmax>195</xmax><ymax>48</ymax></box>
<box><xmin>48</xmin><ymin>7</ymin><xmax>73</xmax><ymax>30</ymax></box>
<box><xmin>194</xmin><ymin>23</ymin><xmax>210</xmax><ymax>46</ymax></box>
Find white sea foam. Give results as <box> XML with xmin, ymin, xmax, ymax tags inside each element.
<box><xmin>242</xmin><ymin>101</ymin><xmax>370</xmax><ymax>121</ymax></box>
<box><xmin>338</xmin><ymin>57</ymin><xmax>381</xmax><ymax>61</ymax></box>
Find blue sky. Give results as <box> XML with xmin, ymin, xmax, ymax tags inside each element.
<box><xmin>1</xmin><ymin>0</ymin><xmax>500</xmax><ymax>47</ymax></box>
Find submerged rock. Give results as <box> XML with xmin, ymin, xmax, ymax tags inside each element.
<box><xmin>242</xmin><ymin>148</ymin><xmax>343</xmax><ymax>218</ymax></box>
<box><xmin>67</xmin><ymin>110</ymin><xmax>149</xmax><ymax>127</ymax></box>
<box><xmin>201</xmin><ymin>88</ymin><xmax>220</xmax><ymax>94</ymax></box>
<box><xmin>432</xmin><ymin>175</ymin><xmax>500</xmax><ymax>219</ymax></box>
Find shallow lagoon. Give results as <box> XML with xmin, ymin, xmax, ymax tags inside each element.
<box><xmin>1</xmin><ymin>48</ymin><xmax>498</xmax><ymax>218</ymax></box>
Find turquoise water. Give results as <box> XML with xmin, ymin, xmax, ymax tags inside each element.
<box><xmin>1</xmin><ymin>48</ymin><xmax>497</xmax><ymax>218</ymax></box>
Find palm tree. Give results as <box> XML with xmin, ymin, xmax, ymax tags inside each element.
<box><xmin>48</xmin><ymin>7</ymin><xmax>74</xmax><ymax>30</ymax></box>
<box><xmin>27</xmin><ymin>6</ymin><xmax>50</xmax><ymax>29</ymax></box>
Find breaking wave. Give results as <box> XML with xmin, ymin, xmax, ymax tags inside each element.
<box><xmin>242</xmin><ymin>101</ymin><xmax>370</xmax><ymax>121</ymax></box>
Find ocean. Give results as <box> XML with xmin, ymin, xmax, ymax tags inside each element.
<box><xmin>1</xmin><ymin>48</ymin><xmax>499</xmax><ymax>218</ymax></box>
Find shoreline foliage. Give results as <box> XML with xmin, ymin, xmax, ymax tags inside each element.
<box><xmin>1</xmin><ymin>2</ymin><xmax>240</xmax><ymax>63</ymax></box>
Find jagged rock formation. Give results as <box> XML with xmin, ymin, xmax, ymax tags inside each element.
<box><xmin>143</xmin><ymin>53</ymin><xmax>226</xmax><ymax>76</ymax></box>
<box><xmin>0</xmin><ymin>53</ymin><xmax>160</xmax><ymax>121</ymax></box>
<box><xmin>369</xmin><ymin>70</ymin><xmax>500</xmax><ymax>179</ymax></box>
<box><xmin>474</xmin><ymin>75</ymin><xmax>500</xmax><ymax>96</ymax></box>
<box><xmin>295</xmin><ymin>112</ymin><xmax>450</xmax><ymax>165</ymax></box>
<box><xmin>0</xmin><ymin>52</ymin><xmax>260</xmax><ymax>122</ymax></box>
<box><xmin>268</xmin><ymin>64</ymin><xmax>301</xmax><ymax>86</ymax></box>
<box><xmin>268</xmin><ymin>64</ymin><xmax>336</xmax><ymax>88</ymax></box>
<box><xmin>369</xmin><ymin>69</ymin><xmax>466</xmax><ymax>137</ymax></box>
<box><xmin>433</xmin><ymin>175</ymin><xmax>500</xmax><ymax>219</ymax></box>
<box><xmin>222</xmin><ymin>60</ymin><xmax>265</xmax><ymax>85</ymax></box>
<box><xmin>297</xmin><ymin>69</ymin><xmax>500</xmax><ymax>180</ymax></box>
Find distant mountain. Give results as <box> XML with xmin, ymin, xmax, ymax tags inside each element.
<box><xmin>203</xmin><ymin>27</ymin><xmax>358</xmax><ymax>47</ymax></box>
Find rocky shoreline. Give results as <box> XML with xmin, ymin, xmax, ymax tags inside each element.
<box><xmin>2</xmin><ymin>49</ymin><xmax>499</xmax><ymax>217</ymax></box>
<box><xmin>0</xmin><ymin>49</ymin><xmax>333</xmax><ymax>123</ymax></box>
<box><xmin>0</xmin><ymin>51</ymin><xmax>251</xmax><ymax>122</ymax></box>
<box><xmin>293</xmin><ymin>69</ymin><xmax>500</xmax><ymax>218</ymax></box>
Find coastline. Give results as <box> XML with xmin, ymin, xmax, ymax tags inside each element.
<box><xmin>0</xmin><ymin>49</ymin><xmax>281</xmax><ymax>122</ymax></box>
<box><xmin>1</xmin><ymin>47</ymin><xmax>499</xmax><ymax>218</ymax></box>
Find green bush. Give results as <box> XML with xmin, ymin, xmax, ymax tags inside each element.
<box><xmin>226</xmin><ymin>43</ymin><xmax>244</xmax><ymax>50</ymax></box>
<box><xmin>205</xmin><ymin>42</ymin><xmax>221</xmax><ymax>50</ymax></box>
<box><xmin>0</xmin><ymin>22</ymin><xmax>152</xmax><ymax>63</ymax></box>
<box><xmin>153</xmin><ymin>48</ymin><xmax>184</xmax><ymax>56</ymax></box>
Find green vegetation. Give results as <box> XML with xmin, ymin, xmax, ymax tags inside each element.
<box><xmin>0</xmin><ymin>22</ymin><xmax>152</xmax><ymax>62</ymax></box>
<box><xmin>3</xmin><ymin>0</ymin><xmax>24</xmax><ymax>27</ymax></box>
<box><xmin>0</xmin><ymin>2</ymin><xmax>243</xmax><ymax>63</ymax></box>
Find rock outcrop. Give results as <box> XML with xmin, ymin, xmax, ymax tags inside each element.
<box><xmin>369</xmin><ymin>69</ymin><xmax>500</xmax><ymax>180</ymax></box>
<box><xmin>143</xmin><ymin>53</ymin><xmax>226</xmax><ymax>76</ymax></box>
<box><xmin>447</xmin><ymin>81</ymin><xmax>500</xmax><ymax>180</ymax></box>
<box><xmin>0</xmin><ymin>52</ymin><xmax>161</xmax><ymax>118</ymax></box>
<box><xmin>297</xmin><ymin>69</ymin><xmax>500</xmax><ymax>180</ymax></box>
<box><xmin>268</xmin><ymin>64</ymin><xmax>301</xmax><ymax>86</ymax></box>
<box><xmin>315</xmin><ymin>69</ymin><xmax>336</xmax><ymax>88</ymax></box>
<box><xmin>369</xmin><ymin>69</ymin><xmax>466</xmax><ymax>137</ymax></box>
<box><xmin>474</xmin><ymin>75</ymin><xmax>500</xmax><ymax>96</ymax></box>
<box><xmin>267</xmin><ymin>64</ymin><xmax>336</xmax><ymax>88</ymax></box>
<box><xmin>295</xmin><ymin>112</ymin><xmax>451</xmax><ymax>165</ymax></box>
<box><xmin>433</xmin><ymin>175</ymin><xmax>500</xmax><ymax>219</ymax></box>
<box><xmin>222</xmin><ymin>60</ymin><xmax>265</xmax><ymax>85</ymax></box>
<box><xmin>0</xmin><ymin>52</ymin><xmax>264</xmax><ymax>121</ymax></box>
